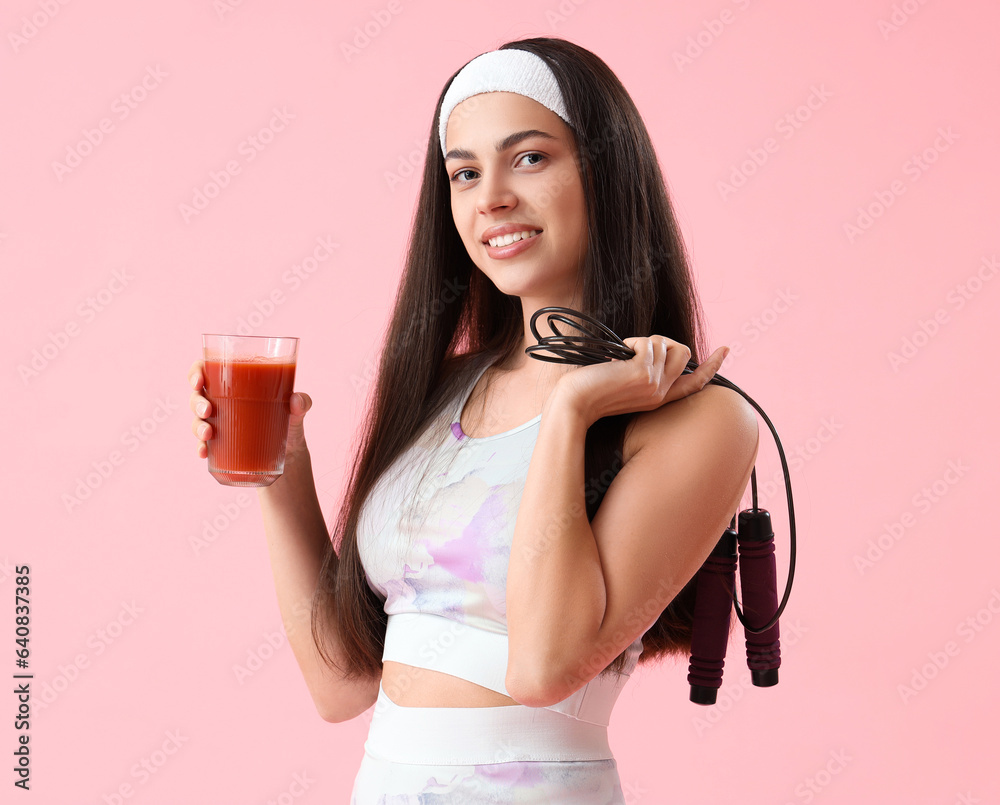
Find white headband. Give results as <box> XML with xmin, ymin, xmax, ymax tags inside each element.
<box><xmin>438</xmin><ymin>48</ymin><xmax>572</xmax><ymax>158</ymax></box>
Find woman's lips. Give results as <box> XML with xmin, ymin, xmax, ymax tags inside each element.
<box><xmin>484</xmin><ymin>232</ymin><xmax>541</xmax><ymax>259</ymax></box>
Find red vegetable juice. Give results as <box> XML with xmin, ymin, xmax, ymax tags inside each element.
<box><xmin>203</xmin><ymin>357</ymin><xmax>297</xmax><ymax>486</ymax></box>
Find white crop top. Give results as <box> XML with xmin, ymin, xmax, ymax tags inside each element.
<box><xmin>357</xmin><ymin>361</ymin><xmax>643</xmax><ymax>726</ymax></box>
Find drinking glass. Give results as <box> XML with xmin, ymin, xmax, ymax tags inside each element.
<box><xmin>201</xmin><ymin>334</ymin><xmax>298</xmax><ymax>487</ymax></box>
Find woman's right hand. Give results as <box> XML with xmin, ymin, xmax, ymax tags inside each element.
<box><xmin>188</xmin><ymin>359</ymin><xmax>313</xmax><ymax>459</ymax></box>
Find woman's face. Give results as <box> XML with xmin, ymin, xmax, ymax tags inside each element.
<box><xmin>444</xmin><ymin>91</ymin><xmax>588</xmax><ymax>303</ymax></box>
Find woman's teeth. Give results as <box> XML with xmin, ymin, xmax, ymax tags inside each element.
<box><xmin>488</xmin><ymin>230</ymin><xmax>539</xmax><ymax>248</ymax></box>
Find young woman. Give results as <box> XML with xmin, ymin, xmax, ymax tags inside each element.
<box><xmin>189</xmin><ymin>37</ymin><xmax>758</xmax><ymax>803</ymax></box>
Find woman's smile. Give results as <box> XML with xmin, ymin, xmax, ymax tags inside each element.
<box><xmin>483</xmin><ymin>226</ymin><xmax>543</xmax><ymax>258</ymax></box>
<box><xmin>485</xmin><ymin>231</ymin><xmax>542</xmax><ymax>259</ymax></box>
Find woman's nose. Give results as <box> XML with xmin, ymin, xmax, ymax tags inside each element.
<box><xmin>475</xmin><ymin>171</ymin><xmax>517</xmax><ymax>215</ymax></box>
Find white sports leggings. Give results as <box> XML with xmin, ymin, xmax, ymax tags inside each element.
<box><xmin>349</xmin><ymin>680</ymin><xmax>627</xmax><ymax>804</ymax></box>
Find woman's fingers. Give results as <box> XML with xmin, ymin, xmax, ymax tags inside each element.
<box><xmin>688</xmin><ymin>345</ymin><xmax>726</xmax><ymax>381</ymax></box>
<box><xmin>190</xmin><ymin>416</ymin><xmax>212</xmax><ymax>440</ymax></box>
<box><xmin>189</xmin><ymin>389</ymin><xmax>211</xmax><ymax>417</ymax></box>
<box><xmin>661</xmin><ymin>336</ymin><xmax>691</xmax><ymax>379</ymax></box>
<box><xmin>289</xmin><ymin>392</ymin><xmax>312</xmax><ymax>418</ymax></box>
<box><xmin>285</xmin><ymin>392</ymin><xmax>313</xmax><ymax>453</ymax></box>
<box><xmin>188</xmin><ymin>359</ymin><xmax>210</xmax><ymax>459</ymax></box>
<box><xmin>665</xmin><ymin>346</ymin><xmax>728</xmax><ymax>402</ymax></box>
<box><xmin>188</xmin><ymin>360</ymin><xmax>210</xmax><ymax>417</ymax></box>
<box><xmin>188</xmin><ymin>359</ymin><xmax>204</xmax><ymax>389</ymax></box>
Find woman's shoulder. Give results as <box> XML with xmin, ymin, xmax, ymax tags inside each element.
<box><xmin>623</xmin><ymin>382</ymin><xmax>758</xmax><ymax>466</ymax></box>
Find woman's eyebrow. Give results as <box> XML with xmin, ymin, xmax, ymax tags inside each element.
<box><xmin>444</xmin><ymin>129</ymin><xmax>557</xmax><ymax>162</ymax></box>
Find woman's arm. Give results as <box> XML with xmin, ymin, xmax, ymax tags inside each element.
<box><xmin>504</xmin><ymin>345</ymin><xmax>758</xmax><ymax>707</ymax></box>
<box><xmin>189</xmin><ymin>365</ymin><xmax>378</xmax><ymax>722</ymax></box>
<box><xmin>256</xmin><ymin>444</ymin><xmax>380</xmax><ymax>723</ymax></box>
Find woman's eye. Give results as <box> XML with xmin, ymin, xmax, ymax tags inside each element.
<box><xmin>518</xmin><ymin>152</ymin><xmax>545</xmax><ymax>167</ymax></box>
<box><xmin>450</xmin><ymin>154</ymin><xmax>544</xmax><ymax>183</ymax></box>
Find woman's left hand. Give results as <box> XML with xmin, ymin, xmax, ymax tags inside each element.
<box><xmin>551</xmin><ymin>336</ymin><xmax>729</xmax><ymax>427</ymax></box>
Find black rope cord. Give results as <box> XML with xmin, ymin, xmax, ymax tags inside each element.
<box><xmin>526</xmin><ymin>306</ymin><xmax>795</xmax><ymax>633</ymax></box>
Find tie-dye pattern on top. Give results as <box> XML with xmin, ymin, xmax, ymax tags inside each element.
<box><xmin>352</xmin><ymin>361</ymin><xmax>641</xmax><ymax>802</ymax></box>
<box><xmin>357</xmin><ymin>361</ymin><xmax>643</xmax><ymax>721</ymax></box>
<box><xmin>357</xmin><ymin>361</ymin><xmax>540</xmax><ymax>629</ymax></box>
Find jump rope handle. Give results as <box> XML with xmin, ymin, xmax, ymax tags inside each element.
<box><xmin>737</xmin><ymin>509</ymin><xmax>781</xmax><ymax>687</ymax></box>
<box><xmin>687</xmin><ymin>527</ymin><xmax>737</xmax><ymax>705</ymax></box>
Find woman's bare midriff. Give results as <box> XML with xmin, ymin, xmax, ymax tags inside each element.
<box><xmin>381</xmin><ymin>661</ymin><xmax>519</xmax><ymax>707</ymax></box>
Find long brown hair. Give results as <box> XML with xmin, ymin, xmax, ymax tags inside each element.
<box><xmin>312</xmin><ymin>37</ymin><xmax>711</xmax><ymax>682</ymax></box>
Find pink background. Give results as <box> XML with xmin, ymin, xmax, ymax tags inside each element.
<box><xmin>3</xmin><ymin>1</ymin><xmax>998</xmax><ymax>802</ymax></box>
